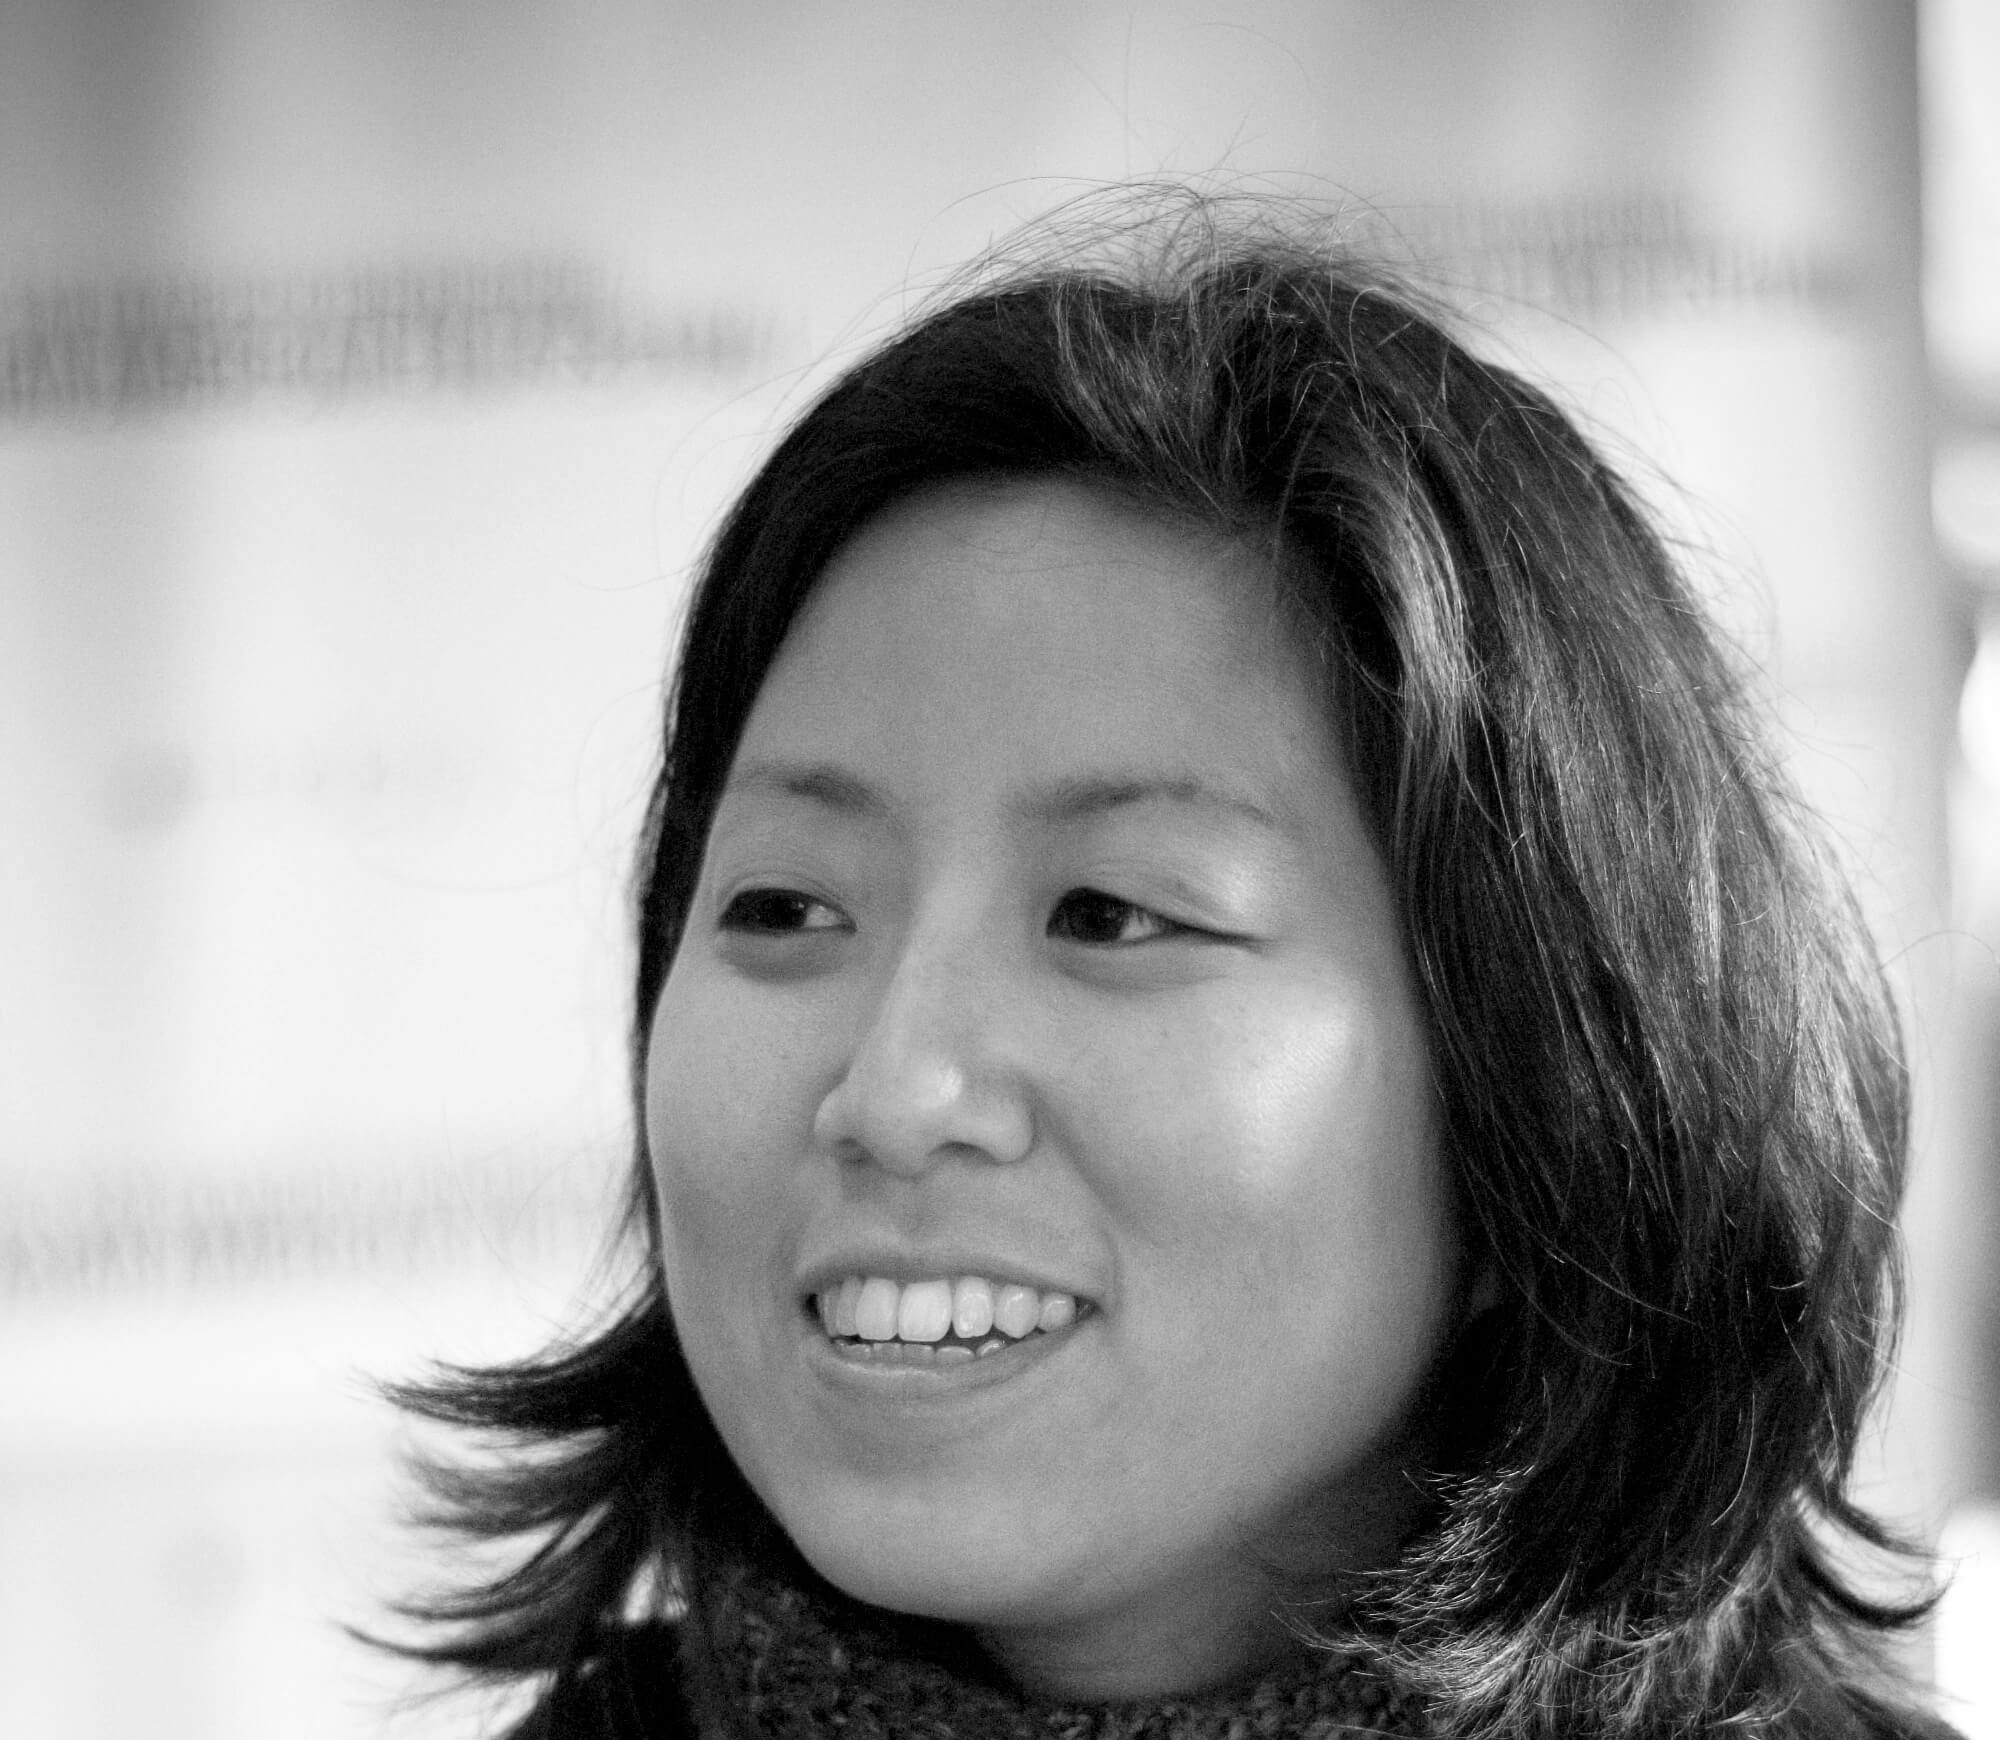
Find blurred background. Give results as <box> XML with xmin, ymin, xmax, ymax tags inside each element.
<box><xmin>1</xmin><ymin>2</ymin><xmax>1996</xmax><ymax>1735</ymax></box>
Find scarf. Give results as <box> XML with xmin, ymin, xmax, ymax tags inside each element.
<box><xmin>675</xmin><ymin>1558</ymin><xmax>1430</xmax><ymax>1740</ymax></box>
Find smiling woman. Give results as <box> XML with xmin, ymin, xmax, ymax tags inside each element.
<box><xmin>388</xmin><ymin>196</ymin><xmax>1948</xmax><ymax>1740</ymax></box>
<box><xmin>650</xmin><ymin>480</ymin><xmax>1461</xmax><ymax>1700</ymax></box>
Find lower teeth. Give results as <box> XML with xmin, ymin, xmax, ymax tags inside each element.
<box><xmin>832</xmin><ymin>1332</ymin><xmax>1031</xmax><ymax>1362</ymax></box>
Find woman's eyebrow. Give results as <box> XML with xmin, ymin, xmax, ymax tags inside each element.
<box><xmin>723</xmin><ymin>760</ymin><xmax>1291</xmax><ymax>839</ymax></box>
<box><xmin>1013</xmin><ymin>773</ymin><xmax>1290</xmax><ymax>838</ymax></box>
<box><xmin>722</xmin><ymin>759</ymin><xmax>888</xmax><ymax>817</ymax></box>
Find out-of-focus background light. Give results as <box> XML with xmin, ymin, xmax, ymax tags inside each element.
<box><xmin>0</xmin><ymin>4</ymin><xmax>1993</xmax><ymax>1736</ymax></box>
<box><xmin>1939</xmin><ymin>441</ymin><xmax>2000</xmax><ymax>573</ymax></box>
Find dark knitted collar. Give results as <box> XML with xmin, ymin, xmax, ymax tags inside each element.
<box><xmin>678</xmin><ymin>1558</ymin><xmax>1428</xmax><ymax>1740</ymax></box>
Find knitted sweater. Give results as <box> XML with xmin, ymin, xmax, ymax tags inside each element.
<box><xmin>523</xmin><ymin>1559</ymin><xmax>1424</xmax><ymax>1740</ymax></box>
<box><xmin>514</xmin><ymin>1561</ymin><xmax>1963</xmax><ymax>1740</ymax></box>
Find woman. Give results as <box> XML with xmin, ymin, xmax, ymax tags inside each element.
<box><xmin>393</xmin><ymin>197</ymin><xmax>1942</xmax><ymax>1740</ymax></box>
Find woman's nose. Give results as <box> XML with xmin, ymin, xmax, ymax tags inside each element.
<box><xmin>810</xmin><ymin>931</ymin><xmax>1034</xmax><ymax>1175</ymax></box>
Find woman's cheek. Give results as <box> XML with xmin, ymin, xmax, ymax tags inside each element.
<box><xmin>1113</xmin><ymin>1001</ymin><xmax>1448</xmax><ymax>1323</ymax></box>
<box><xmin>646</xmin><ymin>973</ymin><xmax>751</xmax><ymax>1215</ymax></box>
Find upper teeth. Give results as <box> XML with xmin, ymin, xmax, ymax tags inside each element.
<box><xmin>816</xmin><ymin>1275</ymin><xmax>1081</xmax><ymax>1343</ymax></box>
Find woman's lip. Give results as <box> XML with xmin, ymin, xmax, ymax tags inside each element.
<box><xmin>796</xmin><ymin>1305</ymin><xmax>1087</xmax><ymax>1398</ymax></box>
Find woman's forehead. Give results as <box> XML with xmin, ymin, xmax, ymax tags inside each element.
<box><xmin>721</xmin><ymin>477</ymin><xmax>1362</xmax><ymax>853</ymax></box>
<box><xmin>784</xmin><ymin>477</ymin><xmax>1310</xmax><ymax>696</ymax></box>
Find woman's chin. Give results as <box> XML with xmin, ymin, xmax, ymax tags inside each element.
<box><xmin>787</xmin><ymin>1527</ymin><xmax>1035</xmax><ymax>1629</ymax></box>
<box><xmin>778</xmin><ymin>1511</ymin><xmax>1301</xmax><ymax>1702</ymax></box>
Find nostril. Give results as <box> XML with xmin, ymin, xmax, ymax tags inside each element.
<box><xmin>811</xmin><ymin>1053</ymin><xmax>1033</xmax><ymax>1173</ymax></box>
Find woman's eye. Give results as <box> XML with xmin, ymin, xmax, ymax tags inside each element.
<box><xmin>1047</xmin><ymin>888</ymin><xmax>1181</xmax><ymax>946</ymax></box>
<box><xmin>719</xmin><ymin>888</ymin><xmax>846</xmax><ymax>934</ymax></box>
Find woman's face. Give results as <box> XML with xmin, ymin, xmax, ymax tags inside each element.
<box><xmin>647</xmin><ymin>479</ymin><xmax>1463</xmax><ymax>1699</ymax></box>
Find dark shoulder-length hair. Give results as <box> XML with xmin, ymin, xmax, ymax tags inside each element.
<box><xmin>393</xmin><ymin>195</ymin><xmax>1925</xmax><ymax>1740</ymax></box>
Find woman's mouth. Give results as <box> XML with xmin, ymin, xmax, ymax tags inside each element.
<box><xmin>810</xmin><ymin>1275</ymin><xmax>1087</xmax><ymax>1367</ymax></box>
